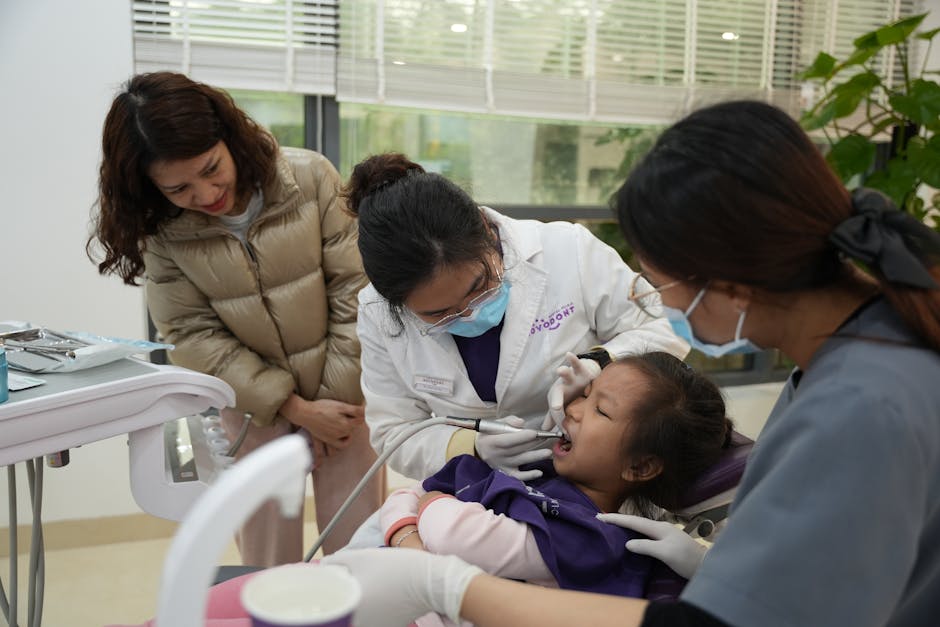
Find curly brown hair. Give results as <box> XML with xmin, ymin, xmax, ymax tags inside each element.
<box><xmin>88</xmin><ymin>72</ymin><xmax>279</xmax><ymax>285</ymax></box>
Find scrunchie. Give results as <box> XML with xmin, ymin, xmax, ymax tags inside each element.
<box><xmin>828</xmin><ymin>188</ymin><xmax>940</xmax><ymax>289</ymax></box>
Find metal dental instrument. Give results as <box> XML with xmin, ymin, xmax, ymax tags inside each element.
<box><xmin>444</xmin><ymin>416</ymin><xmax>562</xmax><ymax>439</ymax></box>
<box><xmin>2</xmin><ymin>344</ymin><xmax>77</xmax><ymax>360</ymax></box>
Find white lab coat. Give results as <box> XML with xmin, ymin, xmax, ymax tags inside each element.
<box><xmin>357</xmin><ymin>208</ymin><xmax>689</xmax><ymax>480</ymax></box>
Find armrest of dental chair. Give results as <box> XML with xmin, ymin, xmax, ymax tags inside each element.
<box><xmin>672</xmin><ymin>431</ymin><xmax>753</xmax><ymax>539</ymax></box>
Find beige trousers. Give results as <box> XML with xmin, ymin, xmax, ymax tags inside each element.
<box><xmin>221</xmin><ymin>408</ymin><xmax>386</xmax><ymax>567</ymax></box>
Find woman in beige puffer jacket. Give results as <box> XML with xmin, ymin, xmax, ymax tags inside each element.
<box><xmin>90</xmin><ymin>72</ymin><xmax>384</xmax><ymax>565</ymax></box>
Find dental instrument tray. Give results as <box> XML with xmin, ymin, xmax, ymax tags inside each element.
<box><xmin>0</xmin><ymin>326</ymin><xmax>173</xmax><ymax>374</ymax></box>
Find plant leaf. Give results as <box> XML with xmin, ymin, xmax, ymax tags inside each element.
<box><xmin>827</xmin><ymin>135</ymin><xmax>877</xmax><ymax>182</ymax></box>
<box><xmin>908</xmin><ymin>136</ymin><xmax>940</xmax><ymax>187</ymax></box>
<box><xmin>868</xmin><ymin>14</ymin><xmax>927</xmax><ymax>46</ymax></box>
<box><xmin>801</xmin><ymin>101</ymin><xmax>837</xmax><ymax>130</ymax></box>
<box><xmin>917</xmin><ymin>27</ymin><xmax>940</xmax><ymax>42</ymax></box>
<box><xmin>800</xmin><ymin>52</ymin><xmax>838</xmax><ymax>79</ymax></box>
<box><xmin>828</xmin><ymin>72</ymin><xmax>882</xmax><ymax>118</ymax></box>
<box><xmin>864</xmin><ymin>157</ymin><xmax>919</xmax><ymax>206</ymax></box>
<box><xmin>890</xmin><ymin>79</ymin><xmax>940</xmax><ymax>127</ymax></box>
<box><xmin>839</xmin><ymin>46</ymin><xmax>879</xmax><ymax>69</ymax></box>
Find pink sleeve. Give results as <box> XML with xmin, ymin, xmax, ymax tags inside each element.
<box><xmin>379</xmin><ymin>486</ymin><xmax>426</xmax><ymax>545</ymax></box>
<box><xmin>416</xmin><ymin>498</ymin><xmax>556</xmax><ymax>585</ymax></box>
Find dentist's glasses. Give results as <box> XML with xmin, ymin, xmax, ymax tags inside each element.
<box><xmin>419</xmin><ymin>271</ymin><xmax>505</xmax><ymax>336</ymax></box>
<box><xmin>627</xmin><ymin>273</ymin><xmax>682</xmax><ymax>318</ymax></box>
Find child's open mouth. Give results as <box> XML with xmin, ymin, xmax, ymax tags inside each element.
<box><xmin>553</xmin><ymin>434</ymin><xmax>573</xmax><ymax>456</ymax></box>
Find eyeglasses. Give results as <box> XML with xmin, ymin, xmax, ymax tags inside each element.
<box><xmin>419</xmin><ymin>270</ymin><xmax>505</xmax><ymax>336</ymax></box>
<box><xmin>627</xmin><ymin>272</ymin><xmax>683</xmax><ymax>318</ymax></box>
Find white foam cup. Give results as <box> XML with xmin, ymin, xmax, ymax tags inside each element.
<box><xmin>241</xmin><ymin>563</ymin><xmax>361</xmax><ymax>627</ymax></box>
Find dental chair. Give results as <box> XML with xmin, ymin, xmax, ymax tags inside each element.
<box><xmin>672</xmin><ymin>431</ymin><xmax>754</xmax><ymax>540</ymax></box>
<box><xmin>154</xmin><ymin>434</ymin><xmax>311</xmax><ymax>627</ymax></box>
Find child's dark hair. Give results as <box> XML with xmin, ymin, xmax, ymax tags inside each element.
<box><xmin>617</xmin><ymin>352</ymin><xmax>732</xmax><ymax>515</ymax></box>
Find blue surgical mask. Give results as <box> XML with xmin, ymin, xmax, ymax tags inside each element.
<box><xmin>437</xmin><ymin>281</ymin><xmax>510</xmax><ymax>338</ymax></box>
<box><xmin>663</xmin><ymin>287</ymin><xmax>762</xmax><ymax>357</ymax></box>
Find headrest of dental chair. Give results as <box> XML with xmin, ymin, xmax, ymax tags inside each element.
<box><xmin>676</xmin><ymin>431</ymin><xmax>753</xmax><ymax>511</ymax></box>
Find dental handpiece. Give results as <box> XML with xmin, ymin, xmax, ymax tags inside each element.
<box><xmin>444</xmin><ymin>416</ymin><xmax>562</xmax><ymax>439</ymax></box>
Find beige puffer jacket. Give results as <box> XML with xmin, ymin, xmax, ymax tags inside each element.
<box><xmin>143</xmin><ymin>147</ymin><xmax>367</xmax><ymax>426</ymax></box>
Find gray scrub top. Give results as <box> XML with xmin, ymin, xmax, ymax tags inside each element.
<box><xmin>682</xmin><ymin>299</ymin><xmax>940</xmax><ymax>627</ymax></box>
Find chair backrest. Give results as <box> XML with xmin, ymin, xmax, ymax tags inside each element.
<box><xmin>672</xmin><ymin>431</ymin><xmax>754</xmax><ymax>538</ymax></box>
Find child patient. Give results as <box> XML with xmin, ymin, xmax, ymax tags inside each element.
<box><xmin>110</xmin><ymin>352</ymin><xmax>730</xmax><ymax>627</ymax></box>
<box><xmin>381</xmin><ymin>351</ymin><xmax>732</xmax><ymax>609</ymax></box>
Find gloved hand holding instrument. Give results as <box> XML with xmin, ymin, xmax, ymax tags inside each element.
<box><xmin>473</xmin><ymin>415</ymin><xmax>554</xmax><ymax>481</ymax></box>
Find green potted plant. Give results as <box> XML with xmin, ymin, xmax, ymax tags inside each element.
<box><xmin>800</xmin><ymin>13</ymin><xmax>940</xmax><ymax>229</ymax></box>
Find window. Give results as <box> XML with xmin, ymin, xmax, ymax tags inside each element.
<box><xmin>133</xmin><ymin>0</ymin><xmax>338</xmax><ymax>93</ymax></box>
<box><xmin>339</xmin><ymin>103</ymin><xmax>630</xmax><ymax>206</ymax></box>
<box><xmin>337</xmin><ymin>0</ymin><xmax>926</xmax><ymax>124</ymax></box>
<box><xmin>229</xmin><ymin>90</ymin><xmax>305</xmax><ymax>147</ymax></box>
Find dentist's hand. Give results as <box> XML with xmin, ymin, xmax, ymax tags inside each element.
<box><xmin>320</xmin><ymin>548</ymin><xmax>483</xmax><ymax>627</ymax></box>
<box><xmin>596</xmin><ymin>513</ymin><xmax>707</xmax><ymax>579</ymax></box>
<box><xmin>475</xmin><ymin>416</ymin><xmax>552</xmax><ymax>481</ymax></box>
<box><xmin>542</xmin><ymin>352</ymin><xmax>602</xmax><ymax>431</ymax></box>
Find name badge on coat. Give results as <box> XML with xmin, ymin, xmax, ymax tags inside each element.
<box><xmin>414</xmin><ymin>374</ymin><xmax>454</xmax><ymax>396</ymax></box>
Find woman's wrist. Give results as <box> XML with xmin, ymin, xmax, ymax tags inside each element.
<box><xmin>279</xmin><ymin>392</ymin><xmax>299</xmax><ymax>414</ymax></box>
<box><xmin>279</xmin><ymin>393</ymin><xmax>307</xmax><ymax>426</ymax></box>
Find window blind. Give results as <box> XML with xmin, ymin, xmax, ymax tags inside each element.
<box><xmin>132</xmin><ymin>1</ymin><xmax>925</xmax><ymax>124</ymax></box>
<box><xmin>336</xmin><ymin>0</ymin><xmax>925</xmax><ymax>125</ymax></box>
<box><xmin>133</xmin><ymin>0</ymin><xmax>339</xmax><ymax>94</ymax></box>
<box><xmin>798</xmin><ymin>0</ymin><xmax>922</xmax><ymax>110</ymax></box>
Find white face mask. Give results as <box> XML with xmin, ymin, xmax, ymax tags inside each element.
<box><xmin>662</xmin><ymin>287</ymin><xmax>762</xmax><ymax>358</ymax></box>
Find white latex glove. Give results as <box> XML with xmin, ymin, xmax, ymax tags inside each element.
<box><xmin>320</xmin><ymin>548</ymin><xmax>483</xmax><ymax>627</ymax></box>
<box><xmin>596</xmin><ymin>513</ymin><xmax>707</xmax><ymax>579</ymax></box>
<box><xmin>542</xmin><ymin>352</ymin><xmax>603</xmax><ymax>431</ymax></box>
<box><xmin>475</xmin><ymin>415</ymin><xmax>553</xmax><ymax>481</ymax></box>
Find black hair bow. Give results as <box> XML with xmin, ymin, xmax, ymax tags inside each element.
<box><xmin>828</xmin><ymin>188</ymin><xmax>940</xmax><ymax>290</ymax></box>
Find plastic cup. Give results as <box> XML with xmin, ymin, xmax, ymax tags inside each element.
<box><xmin>241</xmin><ymin>563</ymin><xmax>360</xmax><ymax>627</ymax></box>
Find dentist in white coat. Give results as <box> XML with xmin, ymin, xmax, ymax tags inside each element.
<box><xmin>344</xmin><ymin>153</ymin><xmax>688</xmax><ymax>483</ymax></box>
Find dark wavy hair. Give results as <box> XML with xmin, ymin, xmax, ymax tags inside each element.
<box><xmin>342</xmin><ymin>152</ymin><xmax>501</xmax><ymax>322</ymax></box>
<box><xmin>88</xmin><ymin>72</ymin><xmax>279</xmax><ymax>284</ymax></box>
<box><xmin>616</xmin><ymin>352</ymin><xmax>732</xmax><ymax>514</ymax></box>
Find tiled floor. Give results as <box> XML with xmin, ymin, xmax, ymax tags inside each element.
<box><xmin>0</xmin><ymin>522</ymin><xmax>321</xmax><ymax>627</ymax></box>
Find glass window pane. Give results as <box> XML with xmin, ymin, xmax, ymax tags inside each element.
<box><xmin>339</xmin><ymin>103</ymin><xmax>653</xmax><ymax>206</ymax></box>
<box><xmin>228</xmin><ymin>90</ymin><xmax>305</xmax><ymax>148</ymax></box>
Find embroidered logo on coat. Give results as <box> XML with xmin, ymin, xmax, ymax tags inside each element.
<box><xmin>530</xmin><ymin>303</ymin><xmax>576</xmax><ymax>335</ymax></box>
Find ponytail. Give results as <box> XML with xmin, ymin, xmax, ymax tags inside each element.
<box><xmin>829</xmin><ymin>188</ymin><xmax>940</xmax><ymax>352</ymax></box>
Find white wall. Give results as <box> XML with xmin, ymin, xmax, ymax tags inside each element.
<box><xmin>0</xmin><ymin>0</ymin><xmax>144</xmax><ymax>525</ymax></box>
